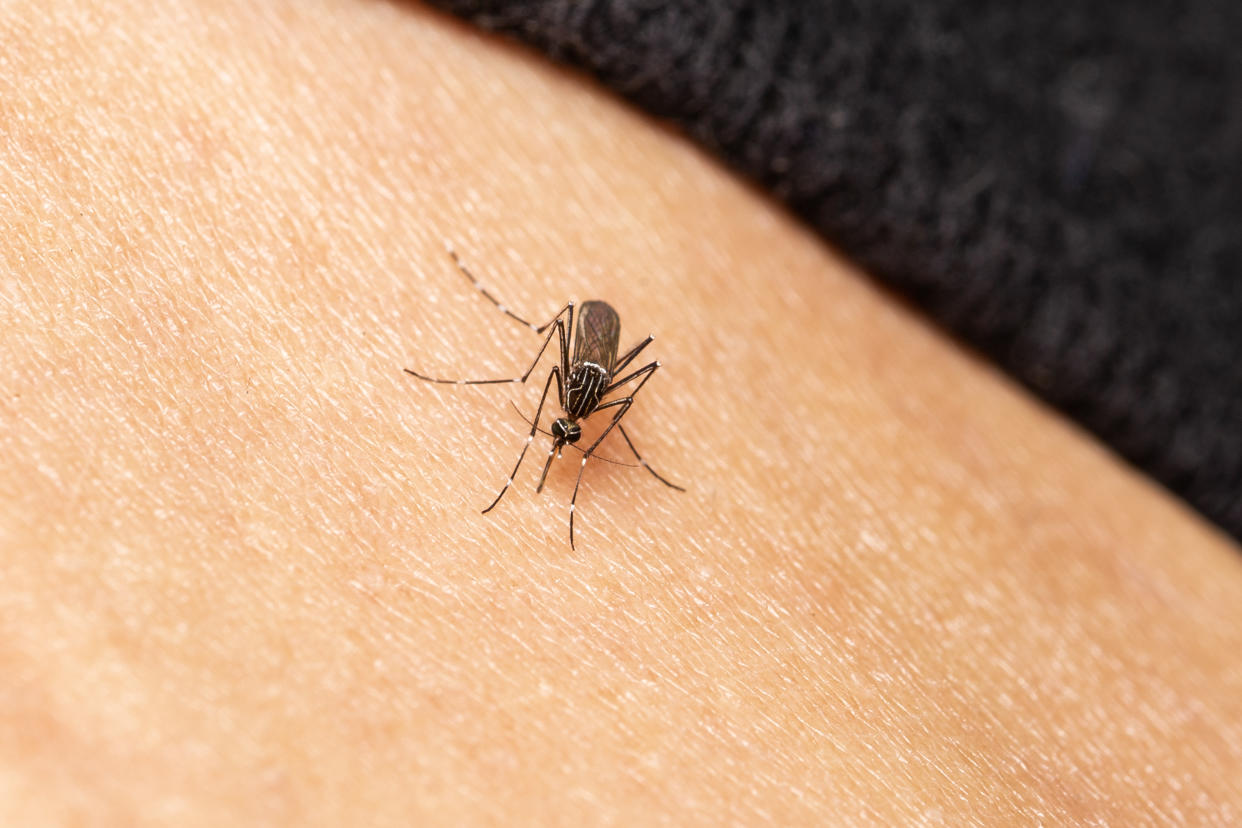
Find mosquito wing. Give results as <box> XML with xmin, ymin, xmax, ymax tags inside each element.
<box><xmin>572</xmin><ymin>300</ymin><xmax>621</xmax><ymax>372</ymax></box>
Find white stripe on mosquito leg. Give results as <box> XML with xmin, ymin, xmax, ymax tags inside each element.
<box><xmin>569</xmin><ymin>504</ymin><xmax>575</xmax><ymax>513</ymax></box>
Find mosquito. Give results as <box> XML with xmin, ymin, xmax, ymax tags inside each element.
<box><xmin>404</xmin><ymin>248</ymin><xmax>684</xmax><ymax>549</ymax></box>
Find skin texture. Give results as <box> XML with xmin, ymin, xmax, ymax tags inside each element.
<box><xmin>3</xmin><ymin>1</ymin><xmax>1242</xmax><ymax>824</ymax></box>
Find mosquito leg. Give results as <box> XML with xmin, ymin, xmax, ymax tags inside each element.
<box><xmin>446</xmin><ymin>245</ymin><xmax>547</xmax><ymax>332</ymax></box>
<box><xmin>567</xmin><ymin>360</ymin><xmax>662</xmax><ymax>550</ymax></box>
<box><xmin>610</xmin><ymin>334</ymin><xmax>653</xmax><ymax>376</ymax></box>
<box><xmin>617</xmin><ymin>423</ymin><xmax>685</xmax><ymax>491</ymax></box>
<box><xmin>403</xmin><ymin>303</ymin><xmax>573</xmax><ymax>386</ymax></box>
<box><xmin>448</xmin><ymin>247</ymin><xmax>573</xmax><ymax>337</ymax></box>
<box><xmin>602</xmin><ymin>353</ymin><xmax>669</xmax><ymax>395</ymax></box>
<box><xmin>567</xmin><ymin>400</ymin><xmax>632</xmax><ymax>550</ymax></box>
<box><xmin>482</xmin><ymin>366</ymin><xmax>562</xmax><ymax>514</ymax></box>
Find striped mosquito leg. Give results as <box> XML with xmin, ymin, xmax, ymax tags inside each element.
<box><xmin>482</xmin><ymin>367</ymin><xmax>561</xmax><ymax>514</ymax></box>
<box><xmin>446</xmin><ymin>245</ymin><xmax>540</xmax><ymax>331</ymax></box>
<box><xmin>617</xmin><ymin>423</ymin><xmax>685</xmax><ymax>491</ymax></box>
<box><xmin>567</xmin><ymin>361</ymin><xmax>662</xmax><ymax>550</ymax></box>
<box><xmin>403</xmin><ymin>307</ymin><xmax>570</xmax><ymax>386</ymax></box>
<box><xmin>566</xmin><ymin>405</ymin><xmax>629</xmax><ymax>550</ymax></box>
<box><xmin>566</xmin><ymin>407</ymin><xmax>630</xmax><ymax>551</ymax></box>
<box><xmin>609</xmin><ymin>334</ymin><xmax>654</xmax><ymax>377</ymax></box>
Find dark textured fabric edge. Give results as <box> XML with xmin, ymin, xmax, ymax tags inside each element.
<box><xmin>420</xmin><ymin>0</ymin><xmax>1242</xmax><ymax>542</ymax></box>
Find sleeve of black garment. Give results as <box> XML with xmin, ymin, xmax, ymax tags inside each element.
<box><xmin>422</xmin><ymin>0</ymin><xmax>1242</xmax><ymax>543</ymax></box>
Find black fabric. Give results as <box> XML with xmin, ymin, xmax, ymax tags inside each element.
<box><xmin>423</xmin><ymin>0</ymin><xmax>1242</xmax><ymax>542</ymax></box>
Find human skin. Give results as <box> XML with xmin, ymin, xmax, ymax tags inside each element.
<box><xmin>3</xmin><ymin>0</ymin><xmax>1242</xmax><ymax>824</ymax></box>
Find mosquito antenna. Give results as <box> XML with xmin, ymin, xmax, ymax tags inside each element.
<box><xmin>507</xmin><ymin>400</ymin><xmax>639</xmax><ymax>468</ymax></box>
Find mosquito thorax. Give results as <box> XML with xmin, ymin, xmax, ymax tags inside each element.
<box><xmin>551</xmin><ymin>418</ymin><xmax>582</xmax><ymax>444</ymax></box>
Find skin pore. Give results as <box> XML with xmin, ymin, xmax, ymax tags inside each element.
<box><xmin>3</xmin><ymin>1</ymin><xmax>1242</xmax><ymax>824</ymax></box>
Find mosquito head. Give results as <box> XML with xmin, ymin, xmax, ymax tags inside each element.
<box><xmin>550</xmin><ymin>418</ymin><xmax>582</xmax><ymax>444</ymax></box>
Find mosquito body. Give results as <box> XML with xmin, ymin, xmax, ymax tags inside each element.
<box><xmin>405</xmin><ymin>249</ymin><xmax>683</xmax><ymax>549</ymax></box>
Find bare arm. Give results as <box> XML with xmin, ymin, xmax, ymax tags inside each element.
<box><xmin>3</xmin><ymin>1</ymin><xmax>1241</xmax><ymax>824</ymax></box>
